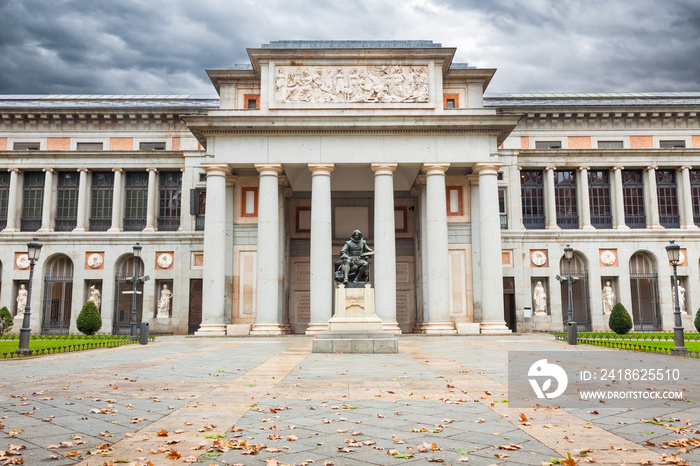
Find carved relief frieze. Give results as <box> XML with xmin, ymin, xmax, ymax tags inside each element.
<box><xmin>275</xmin><ymin>65</ymin><xmax>429</xmax><ymax>104</ymax></box>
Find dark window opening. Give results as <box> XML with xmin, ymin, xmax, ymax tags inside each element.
<box><xmin>520</xmin><ymin>170</ymin><xmax>545</xmax><ymax>229</ymax></box>
<box><xmin>90</xmin><ymin>171</ymin><xmax>114</xmax><ymax>231</ymax></box>
<box><xmin>588</xmin><ymin>170</ymin><xmax>612</xmax><ymax>228</ymax></box>
<box><xmin>622</xmin><ymin>170</ymin><xmax>646</xmax><ymax>228</ymax></box>
<box><xmin>77</xmin><ymin>142</ymin><xmax>103</xmax><ymax>151</ymax></box>
<box><xmin>13</xmin><ymin>142</ymin><xmax>40</xmax><ymax>151</ymax></box>
<box><xmin>55</xmin><ymin>172</ymin><xmax>79</xmax><ymax>231</ymax></box>
<box><xmin>21</xmin><ymin>171</ymin><xmax>44</xmax><ymax>231</ymax></box>
<box><xmin>158</xmin><ymin>171</ymin><xmax>182</xmax><ymax>231</ymax></box>
<box><xmin>656</xmin><ymin>169</ymin><xmax>680</xmax><ymax>228</ymax></box>
<box><xmin>139</xmin><ymin>142</ymin><xmax>166</xmax><ymax>151</ymax></box>
<box><xmin>534</xmin><ymin>141</ymin><xmax>562</xmax><ymax>150</ymax></box>
<box><xmin>124</xmin><ymin>171</ymin><xmax>148</xmax><ymax>231</ymax></box>
<box><xmin>554</xmin><ymin>170</ymin><xmax>578</xmax><ymax>229</ymax></box>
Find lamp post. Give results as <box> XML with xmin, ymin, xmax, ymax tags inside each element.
<box><xmin>130</xmin><ymin>243</ymin><xmax>142</xmax><ymax>340</ymax></box>
<box><xmin>665</xmin><ymin>240</ymin><xmax>687</xmax><ymax>355</ymax></box>
<box><xmin>564</xmin><ymin>244</ymin><xmax>577</xmax><ymax>345</ymax></box>
<box><xmin>16</xmin><ymin>238</ymin><xmax>43</xmax><ymax>355</ymax></box>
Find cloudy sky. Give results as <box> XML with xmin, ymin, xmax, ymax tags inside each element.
<box><xmin>0</xmin><ymin>0</ymin><xmax>698</xmax><ymax>96</ymax></box>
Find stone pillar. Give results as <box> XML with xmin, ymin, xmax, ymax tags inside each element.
<box><xmin>420</xmin><ymin>163</ymin><xmax>456</xmax><ymax>334</ymax></box>
<box><xmin>306</xmin><ymin>163</ymin><xmax>334</xmax><ymax>334</ymax></box>
<box><xmin>73</xmin><ymin>168</ymin><xmax>90</xmax><ymax>232</ymax></box>
<box><xmin>2</xmin><ymin>168</ymin><xmax>21</xmax><ymax>232</ymax></box>
<box><xmin>577</xmin><ymin>166</ymin><xmax>593</xmax><ymax>229</ymax></box>
<box><xmin>611</xmin><ymin>166</ymin><xmax>628</xmax><ymax>229</ymax></box>
<box><xmin>545</xmin><ymin>166</ymin><xmax>560</xmax><ymax>229</ymax></box>
<box><xmin>143</xmin><ymin>168</ymin><xmax>158</xmax><ymax>232</ymax></box>
<box><xmin>279</xmin><ymin>178</ymin><xmax>292</xmax><ymax>330</ymax></box>
<box><xmin>371</xmin><ymin>163</ymin><xmax>400</xmax><ymax>334</ymax></box>
<box><xmin>644</xmin><ymin>165</ymin><xmax>662</xmax><ymax>229</ymax></box>
<box><xmin>195</xmin><ymin>163</ymin><xmax>231</xmax><ymax>336</ymax></box>
<box><xmin>411</xmin><ymin>179</ymin><xmax>429</xmax><ymax>331</ymax></box>
<box><xmin>251</xmin><ymin>164</ymin><xmax>288</xmax><ymax>335</ymax></box>
<box><xmin>474</xmin><ymin>162</ymin><xmax>511</xmax><ymax>334</ymax></box>
<box><xmin>679</xmin><ymin>166</ymin><xmax>698</xmax><ymax>229</ymax></box>
<box><xmin>108</xmin><ymin>168</ymin><xmax>124</xmax><ymax>232</ymax></box>
<box><xmin>38</xmin><ymin>168</ymin><xmax>55</xmax><ymax>232</ymax></box>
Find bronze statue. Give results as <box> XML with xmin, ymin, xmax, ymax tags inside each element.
<box><xmin>335</xmin><ymin>230</ymin><xmax>373</xmax><ymax>284</ymax></box>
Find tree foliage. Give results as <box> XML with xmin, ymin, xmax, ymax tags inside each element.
<box><xmin>608</xmin><ymin>302</ymin><xmax>633</xmax><ymax>334</ymax></box>
<box><xmin>0</xmin><ymin>306</ymin><xmax>13</xmax><ymax>336</ymax></box>
<box><xmin>76</xmin><ymin>301</ymin><xmax>102</xmax><ymax>335</ymax></box>
<box><xmin>695</xmin><ymin>308</ymin><xmax>700</xmax><ymax>333</ymax></box>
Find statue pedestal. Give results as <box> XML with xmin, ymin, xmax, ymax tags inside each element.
<box><xmin>312</xmin><ymin>283</ymin><xmax>397</xmax><ymax>353</ymax></box>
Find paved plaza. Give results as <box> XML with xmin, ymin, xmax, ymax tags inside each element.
<box><xmin>0</xmin><ymin>335</ymin><xmax>698</xmax><ymax>465</ymax></box>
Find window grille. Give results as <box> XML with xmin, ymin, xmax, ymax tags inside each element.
<box><xmin>158</xmin><ymin>171</ymin><xmax>182</xmax><ymax>231</ymax></box>
<box><xmin>656</xmin><ymin>169</ymin><xmax>680</xmax><ymax>228</ymax></box>
<box><xmin>691</xmin><ymin>169</ymin><xmax>700</xmax><ymax>226</ymax></box>
<box><xmin>554</xmin><ymin>170</ymin><xmax>578</xmax><ymax>229</ymax></box>
<box><xmin>89</xmin><ymin>172</ymin><xmax>114</xmax><ymax>231</ymax></box>
<box><xmin>21</xmin><ymin>172</ymin><xmax>44</xmax><ymax>231</ymax></box>
<box><xmin>588</xmin><ymin>170</ymin><xmax>612</xmax><ymax>228</ymax></box>
<box><xmin>124</xmin><ymin>171</ymin><xmax>148</xmax><ymax>231</ymax></box>
<box><xmin>520</xmin><ymin>170</ymin><xmax>545</xmax><ymax>229</ymax></box>
<box><xmin>55</xmin><ymin>172</ymin><xmax>79</xmax><ymax>231</ymax></box>
<box><xmin>0</xmin><ymin>172</ymin><xmax>9</xmax><ymax>230</ymax></box>
<box><xmin>622</xmin><ymin>170</ymin><xmax>646</xmax><ymax>228</ymax></box>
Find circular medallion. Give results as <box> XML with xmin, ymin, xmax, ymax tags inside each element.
<box><xmin>531</xmin><ymin>251</ymin><xmax>547</xmax><ymax>267</ymax></box>
<box><xmin>600</xmin><ymin>250</ymin><xmax>616</xmax><ymax>266</ymax></box>
<box><xmin>157</xmin><ymin>253</ymin><xmax>173</xmax><ymax>269</ymax></box>
<box><xmin>679</xmin><ymin>250</ymin><xmax>686</xmax><ymax>266</ymax></box>
<box><xmin>15</xmin><ymin>254</ymin><xmax>29</xmax><ymax>270</ymax></box>
<box><xmin>86</xmin><ymin>253</ymin><xmax>103</xmax><ymax>269</ymax></box>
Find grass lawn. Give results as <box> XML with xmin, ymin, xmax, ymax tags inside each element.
<box><xmin>0</xmin><ymin>337</ymin><xmax>130</xmax><ymax>354</ymax></box>
<box><xmin>596</xmin><ymin>340</ymin><xmax>700</xmax><ymax>351</ymax></box>
<box><xmin>552</xmin><ymin>332</ymin><xmax>700</xmax><ymax>341</ymax></box>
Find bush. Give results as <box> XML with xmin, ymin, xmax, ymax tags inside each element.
<box><xmin>76</xmin><ymin>301</ymin><xmax>102</xmax><ymax>335</ymax></box>
<box><xmin>695</xmin><ymin>308</ymin><xmax>700</xmax><ymax>333</ymax></box>
<box><xmin>0</xmin><ymin>307</ymin><xmax>13</xmax><ymax>336</ymax></box>
<box><xmin>608</xmin><ymin>302</ymin><xmax>633</xmax><ymax>334</ymax></box>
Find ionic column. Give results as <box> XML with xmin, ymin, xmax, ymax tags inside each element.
<box><xmin>545</xmin><ymin>166</ymin><xmax>560</xmax><ymax>229</ymax></box>
<box><xmin>38</xmin><ymin>168</ymin><xmax>55</xmax><ymax>232</ymax></box>
<box><xmin>371</xmin><ymin>163</ymin><xmax>400</xmax><ymax>334</ymax></box>
<box><xmin>611</xmin><ymin>166</ymin><xmax>628</xmax><ymax>229</ymax></box>
<box><xmin>108</xmin><ymin>168</ymin><xmax>124</xmax><ymax>232</ymax></box>
<box><xmin>644</xmin><ymin>165</ymin><xmax>662</xmax><ymax>229</ymax></box>
<box><xmin>73</xmin><ymin>168</ymin><xmax>90</xmax><ymax>232</ymax></box>
<box><xmin>420</xmin><ymin>163</ymin><xmax>456</xmax><ymax>334</ymax></box>
<box><xmin>679</xmin><ymin>166</ymin><xmax>698</xmax><ymax>229</ymax></box>
<box><xmin>474</xmin><ymin>162</ymin><xmax>511</xmax><ymax>334</ymax></box>
<box><xmin>577</xmin><ymin>166</ymin><xmax>593</xmax><ymax>229</ymax></box>
<box><xmin>143</xmin><ymin>168</ymin><xmax>158</xmax><ymax>232</ymax></box>
<box><xmin>2</xmin><ymin>168</ymin><xmax>21</xmax><ymax>232</ymax></box>
<box><xmin>195</xmin><ymin>163</ymin><xmax>231</xmax><ymax>336</ymax></box>
<box><xmin>306</xmin><ymin>163</ymin><xmax>334</xmax><ymax>334</ymax></box>
<box><xmin>251</xmin><ymin>164</ymin><xmax>288</xmax><ymax>335</ymax></box>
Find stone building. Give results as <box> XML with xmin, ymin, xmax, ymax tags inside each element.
<box><xmin>0</xmin><ymin>40</ymin><xmax>698</xmax><ymax>335</ymax></box>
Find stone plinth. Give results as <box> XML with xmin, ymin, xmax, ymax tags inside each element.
<box><xmin>312</xmin><ymin>332</ymin><xmax>398</xmax><ymax>353</ymax></box>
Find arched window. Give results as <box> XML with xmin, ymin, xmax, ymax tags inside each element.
<box><xmin>42</xmin><ymin>255</ymin><xmax>74</xmax><ymax>334</ymax></box>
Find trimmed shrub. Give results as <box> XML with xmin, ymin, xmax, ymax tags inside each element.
<box><xmin>608</xmin><ymin>302</ymin><xmax>633</xmax><ymax>334</ymax></box>
<box><xmin>0</xmin><ymin>306</ymin><xmax>13</xmax><ymax>336</ymax></box>
<box><xmin>76</xmin><ymin>301</ymin><xmax>102</xmax><ymax>335</ymax></box>
<box><xmin>695</xmin><ymin>308</ymin><xmax>700</xmax><ymax>333</ymax></box>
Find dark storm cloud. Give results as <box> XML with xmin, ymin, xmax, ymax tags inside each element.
<box><xmin>0</xmin><ymin>0</ymin><xmax>698</xmax><ymax>95</ymax></box>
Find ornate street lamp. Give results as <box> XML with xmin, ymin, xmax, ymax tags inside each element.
<box><xmin>16</xmin><ymin>238</ymin><xmax>43</xmax><ymax>355</ymax></box>
<box><xmin>666</xmin><ymin>240</ymin><xmax>687</xmax><ymax>355</ymax></box>
<box><xmin>563</xmin><ymin>244</ymin><xmax>577</xmax><ymax>345</ymax></box>
<box><xmin>130</xmin><ymin>243</ymin><xmax>142</xmax><ymax>340</ymax></box>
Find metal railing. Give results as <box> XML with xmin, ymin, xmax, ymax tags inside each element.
<box><xmin>20</xmin><ymin>219</ymin><xmax>41</xmax><ymax>231</ymax></box>
<box><xmin>89</xmin><ymin>218</ymin><xmax>111</xmax><ymax>231</ymax></box>
<box><xmin>659</xmin><ymin>215</ymin><xmax>680</xmax><ymax>229</ymax></box>
<box><xmin>195</xmin><ymin>215</ymin><xmax>205</xmax><ymax>231</ymax></box>
<box><xmin>591</xmin><ymin>215</ymin><xmax>613</xmax><ymax>229</ymax></box>
<box><xmin>625</xmin><ymin>214</ymin><xmax>646</xmax><ymax>229</ymax></box>
<box><xmin>523</xmin><ymin>215</ymin><xmax>546</xmax><ymax>229</ymax></box>
<box><xmin>499</xmin><ymin>213</ymin><xmax>507</xmax><ymax>229</ymax></box>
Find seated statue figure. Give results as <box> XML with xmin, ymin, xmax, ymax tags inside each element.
<box><xmin>335</xmin><ymin>230</ymin><xmax>373</xmax><ymax>284</ymax></box>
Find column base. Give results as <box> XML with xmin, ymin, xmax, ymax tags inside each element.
<box><xmin>107</xmin><ymin>227</ymin><xmax>122</xmax><ymax>233</ymax></box>
<box><xmin>72</xmin><ymin>226</ymin><xmax>87</xmax><ymax>232</ymax></box>
<box><xmin>581</xmin><ymin>225</ymin><xmax>595</xmax><ymax>231</ymax></box>
<box><xmin>614</xmin><ymin>225</ymin><xmax>630</xmax><ymax>230</ymax></box>
<box><xmin>250</xmin><ymin>323</ymin><xmax>292</xmax><ymax>335</ymax></box>
<box><xmin>193</xmin><ymin>324</ymin><xmax>227</xmax><ymax>336</ymax></box>
<box><xmin>37</xmin><ymin>226</ymin><xmax>52</xmax><ymax>232</ymax></box>
<box><xmin>417</xmin><ymin>321</ymin><xmax>457</xmax><ymax>335</ymax></box>
<box><xmin>1</xmin><ymin>227</ymin><xmax>16</xmax><ymax>233</ymax></box>
<box><xmin>142</xmin><ymin>226</ymin><xmax>156</xmax><ymax>232</ymax></box>
<box><xmin>650</xmin><ymin>224</ymin><xmax>664</xmax><ymax>230</ymax></box>
<box><xmin>683</xmin><ymin>224</ymin><xmax>700</xmax><ymax>230</ymax></box>
<box><xmin>480</xmin><ymin>321</ymin><xmax>512</xmax><ymax>334</ymax></box>
<box><xmin>381</xmin><ymin>322</ymin><xmax>402</xmax><ymax>335</ymax></box>
<box><xmin>305</xmin><ymin>322</ymin><xmax>329</xmax><ymax>335</ymax></box>
<box><xmin>546</xmin><ymin>225</ymin><xmax>561</xmax><ymax>230</ymax></box>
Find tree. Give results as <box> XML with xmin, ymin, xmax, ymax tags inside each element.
<box><xmin>608</xmin><ymin>302</ymin><xmax>633</xmax><ymax>334</ymax></box>
<box><xmin>0</xmin><ymin>307</ymin><xmax>13</xmax><ymax>336</ymax></box>
<box><xmin>694</xmin><ymin>308</ymin><xmax>700</xmax><ymax>333</ymax></box>
<box><xmin>76</xmin><ymin>301</ymin><xmax>102</xmax><ymax>335</ymax></box>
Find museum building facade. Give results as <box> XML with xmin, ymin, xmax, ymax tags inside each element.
<box><xmin>1</xmin><ymin>40</ymin><xmax>699</xmax><ymax>335</ymax></box>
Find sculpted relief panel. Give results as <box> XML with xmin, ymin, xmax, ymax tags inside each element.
<box><xmin>275</xmin><ymin>65</ymin><xmax>429</xmax><ymax>104</ymax></box>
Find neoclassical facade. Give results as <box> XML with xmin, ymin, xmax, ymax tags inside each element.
<box><xmin>0</xmin><ymin>41</ymin><xmax>699</xmax><ymax>335</ymax></box>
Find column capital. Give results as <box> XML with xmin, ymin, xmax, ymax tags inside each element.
<box><xmin>146</xmin><ymin>167</ymin><xmax>158</xmax><ymax>173</ymax></box>
<box><xmin>77</xmin><ymin>167</ymin><xmax>90</xmax><ymax>173</ymax></box>
<box><xmin>473</xmin><ymin>162</ymin><xmax>503</xmax><ymax>175</ymax></box>
<box><xmin>308</xmin><ymin>163</ymin><xmax>334</xmax><ymax>175</ymax></box>
<box><xmin>278</xmin><ymin>175</ymin><xmax>289</xmax><ymax>187</ymax></box>
<box><xmin>370</xmin><ymin>163</ymin><xmax>398</xmax><ymax>175</ymax></box>
<box><xmin>466</xmin><ymin>174</ymin><xmax>479</xmax><ymax>185</ymax></box>
<box><xmin>201</xmin><ymin>163</ymin><xmax>232</xmax><ymax>177</ymax></box>
<box><xmin>42</xmin><ymin>167</ymin><xmax>55</xmax><ymax>173</ymax></box>
<box><xmin>7</xmin><ymin>167</ymin><xmax>21</xmax><ymax>174</ymax></box>
<box><xmin>680</xmin><ymin>165</ymin><xmax>693</xmax><ymax>170</ymax></box>
<box><xmin>226</xmin><ymin>175</ymin><xmax>238</xmax><ymax>187</ymax></box>
<box><xmin>112</xmin><ymin>167</ymin><xmax>124</xmax><ymax>173</ymax></box>
<box><xmin>645</xmin><ymin>165</ymin><xmax>658</xmax><ymax>171</ymax></box>
<box><xmin>414</xmin><ymin>174</ymin><xmax>426</xmax><ymax>186</ymax></box>
<box><xmin>421</xmin><ymin>163</ymin><xmax>450</xmax><ymax>175</ymax></box>
<box><xmin>255</xmin><ymin>163</ymin><xmax>283</xmax><ymax>175</ymax></box>
<box><xmin>612</xmin><ymin>165</ymin><xmax>624</xmax><ymax>171</ymax></box>
<box><xmin>545</xmin><ymin>165</ymin><xmax>557</xmax><ymax>171</ymax></box>
<box><xmin>409</xmin><ymin>186</ymin><xmax>420</xmax><ymax>198</ymax></box>
<box><xmin>578</xmin><ymin>166</ymin><xmax>590</xmax><ymax>171</ymax></box>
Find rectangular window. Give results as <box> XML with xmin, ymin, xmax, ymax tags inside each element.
<box><xmin>89</xmin><ymin>171</ymin><xmax>114</xmax><ymax>231</ymax></box>
<box><xmin>659</xmin><ymin>140</ymin><xmax>686</xmax><ymax>149</ymax></box>
<box><xmin>55</xmin><ymin>172</ymin><xmax>79</xmax><ymax>231</ymax></box>
<box><xmin>193</xmin><ymin>188</ymin><xmax>206</xmax><ymax>231</ymax></box>
<box><xmin>443</xmin><ymin>94</ymin><xmax>459</xmax><ymax>109</ymax></box>
<box><xmin>13</xmin><ymin>142</ymin><xmax>40</xmax><ymax>150</ymax></box>
<box><xmin>139</xmin><ymin>142</ymin><xmax>166</xmax><ymax>151</ymax></box>
<box><xmin>534</xmin><ymin>140</ymin><xmax>562</xmax><ymax>149</ymax></box>
<box><xmin>77</xmin><ymin>142</ymin><xmax>103</xmax><ymax>151</ymax></box>
<box><xmin>124</xmin><ymin>171</ymin><xmax>148</xmax><ymax>231</ymax></box>
<box><xmin>691</xmin><ymin>170</ymin><xmax>700</xmax><ymax>227</ymax></box>
<box><xmin>21</xmin><ymin>172</ymin><xmax>44</xmax><ymax>231</ymax></box>
<box><xmin>498</xmin><ymin>188</ymin><xmax>507</xmax><ymax>229</ymax></box>
<box><xmin>520</xmin><ymin>170</ymin><xmax>545</xmax><ymax>229</ymax></box>
<box><xmin>554</xmin><ymin>170</ymin><xmax>578</xmax><ymax>229</ymax></box>
<box><xmin>622</xmin><ymin>170</ymin><xmax>646</xmax><ymax>228</ymax></box>
<box><xmin>446</xmin><ymin>186</ymin><xmax>462</xmax><ymax>216</ymax></box>
<box><xmin>241</xmin><ymin>187</ymin><xmax>258</xmax><ymax>217</ymax></box>
<box><xmin>588</xmin><ymin>170</ymin><xmax>612</xmax><ymax>228</ymax></box>
<box><xmin>158</xmin><ymin>171</ymin><xmax>182</xmax><ymax>231</ymax></box>
<box><xmin>597</xmin><ymin>140</ymin><xmax>624</xmax><ymax>149</ymax></box>
<box><xmin>0</xmin><ymin>172</ymin><xmax>9</xmax><ymax>230</ymax></box>
<box><xmin>656</xmin><ymin>169</ymin><xmax>680</xmax><ymax>228</ymax></box>
<box><xmin>244</xmin><ymin>95</ymin><xmax>259</xmax><ymax>109</ymax></box>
